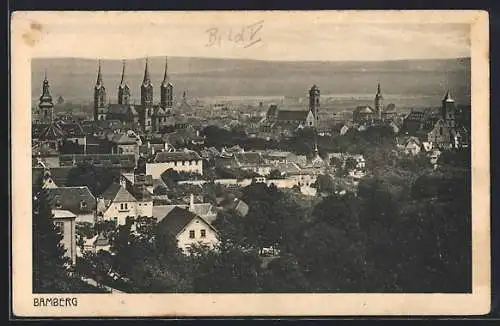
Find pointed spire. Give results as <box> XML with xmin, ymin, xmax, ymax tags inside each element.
<box><xmin>44</xmin><ymin>69</ymin><xmax>48</xmax><ymax>82</ymax></box>
<box><xmin>95</xmin><ymin>60</ymin><xmax>103</xmax><ymax>87</ymax></box>
<box><xmin>162</xmin><ymin>56</ymin><xmax>168</xmax><ymax>85</ymax></box>
<box><xmin>183</xmin><ymin>90</ymin><xmax>187</xmax><ymax>101</ymax></box>
<box><xmin>443</xmin><ymin>90</ymin><xmax>454</xmax><ymax>102</ymax></box>
<box><xmin>143</xmin><ymin>57</ymin><xmax>151</xmax><ymax>85</ymax></box>
<box><xmin>120</xmin><ymin>60</ymin><xmax>126</xmax><ymax>86</ymax></box>
<box><xmin>377</xmin><ymin>83</ymin><xmax>381</xmax><ymax>94</ymax></box>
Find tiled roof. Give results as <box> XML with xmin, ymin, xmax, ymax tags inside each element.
<box><xmin>276</xmin><ymin>110</ymin><xmax>309</xmax><ymax>122</ymax></box>
<box><xmin>128</xmin><ymin>185</ymin><xmax>153</xmax><ymax>202</ymax></box>
<box><xmin>46</xmin><ymin>186</ymin><xmax>97</xmax><ymax>215</ymax></box>
<box><xmin>39</xmin><ymin>123</ymin><xmax>65</xmax><ymax>140</ymax></box>
<box><xmin>107</xmin><ymin>104</ymin><xmax>132</xmax><ymax>116</ymax></box>
<box><xmin>59</xmin><ymin>154</ymin><xmax>136</xmax><ymax>169</ymax></box>
<box><xmin>101</xmin><ymin>183</ymin><xmax>136</xmax><ymax>203</ymax></box>
<box><xmin>110</xmin><ymin>132</ymin><xmax>139</xmax><ymax>144</ymax></box>
<box><xmin>157</xmin><ymin>206</ymin><xmax>217</xmax><ymax>238</ymax></box>
<box><xmin>58</xmin><ymin>122</ymin><xmax>86</xmax><ymax>137</ymax></box>
<box><xmin>157</xmin><ymin>206</ymin><xmax>197</xmax><ymax>237</ymax></box>
<box><xmin>234</xmin><ymin>152</ymin><xmax>265</xmax><ymax>166</ymax></box>
<box><xmin>152</xmin><ymin>151</ymin><xmax>201</xmax><ymax>163</ymax></box>
<box><xmin>354</xmin><ymin>106</ymin><xmax>375</xmax><ymax>114</ymax></box>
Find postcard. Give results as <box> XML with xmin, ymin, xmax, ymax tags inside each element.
<box><xmin>11</xmin><ymin>10</ymin><xmax>490</xmax><ymax>317</ymax></box>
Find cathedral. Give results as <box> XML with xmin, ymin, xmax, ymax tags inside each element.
<box><xmin>265</xmin><ymin>84</ymin><xmax>321</xmax><ymax>128</ymax></box>
<box><xmin>93</xmin><ymin>57</ymin><xmax>177</xmax><ymax>133</ymax></box>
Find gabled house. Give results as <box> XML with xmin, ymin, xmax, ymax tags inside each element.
<box><xmin>97</xmin><ymin>182</ymin><xmax>138</xmax><ymax>225</ymax></box>
<box><xmin>156</xmin><ymin>206</ymin><xmax>220</xmax><ymax>254</ymax></box>
<box><xmin>46</xmin><ymin>186</ymin><xmax>97</xmax><ymax>223</ymax></box>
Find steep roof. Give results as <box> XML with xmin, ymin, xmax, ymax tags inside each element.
<box><xmin>157</xmin><ymin>206</ymin><xmax>216</xmax><ymax>237</ymax></box>
<box><xmin>354</xmin><ymin>106</ymin><xmax>375</xmax><ymax>114</ymax></box>
<box><xmin>39</xmin><ymin>123</ymin><xmax>65</xmax><ymax>140</ymax></box>
<box><xmin>276</xmin><ymin>110</ymin><xmax>309</xmax><ymax>122</ymax></box>
<box><xmin>152</xmin><ymin>151</ymin><xmax>201</xmax><ymax>163</ymax></box>
<box><xmin>102</xmin><ymin>183</ymin><xmax>136</xmax><ymax>202</ymax></box>
<box><xmin>107</xmin><ymin>104</ymin><xmax>132</xmax><ymax>116</ymax></box>
<box><xmin>46</xmin><ymin>186</ymin><xmax>97</xmax><ymax>214</ymax></box>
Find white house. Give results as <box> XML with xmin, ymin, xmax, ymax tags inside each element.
<box><xmin>52</xmin><ymin>209</ymin><xmax>77</xmax><ymax>265</ymax></box>
<box><xmin>97</xmin><ymin>182</ymin><xmax>138</xmax><ymax>225</ymax></box>
<box><xmin>156</xmin><ymin>206</ymin><xmax>220</xmax><ymax>255</ymax></box>
<box><xmin>146</xmin><ymin>150</ymin><xmax>203</xmax><ymax>179</ymax></box>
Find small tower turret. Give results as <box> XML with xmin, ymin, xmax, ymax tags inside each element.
<box><xmin>39</xmin><ymin>70</ymin><xmax>55</xmax><ymax>124</ymax></box>
<box><xmin>375</xmin><ymin>83</ymin><xmax>384</xmax><ymax>120</ymax></box>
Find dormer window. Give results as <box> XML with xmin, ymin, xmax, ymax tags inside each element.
<box><xmin>80</xmin><ymin>201</ymin><xmax>88</xmax><ymax>210</ymax></box>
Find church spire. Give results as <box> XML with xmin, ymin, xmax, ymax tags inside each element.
<box><xmin>143</xmin><ymin>57</ymin><xmax>151</xmax><ymax>85</ymax></box>
<box><xmin>119</xmin><ymin>60</ymin><xmax>126</xmax><ymax>86</ymax></box>
<box><xmin>443</xmin><ymin>90</ymin><xmax>454</xmax><ymax>103</ymax></box>
<box><xmin>118</xmin><ymin>60</ymin><xmax>130</xmax><ymax>105</ymax></box>
<box><xmin>95</xmin><ymin>60</ymin><xmax>103</xmax><ymax>88</ymax></box>
<box><xmin>162</xmin><ymin>56</ymin><xmax>169</xmax><ymax>85</ymax></box>
<box><xmin>376</xmin><ymin>83</ymin><xmax>382</xmax><ymax>96</ymax></box>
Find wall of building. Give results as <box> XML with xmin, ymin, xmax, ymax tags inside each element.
<box><xmin>102</xmin><ymin>201</ymin><xmax>138</xmax><ymax>225</ymax></box>
<box><xmin>137</xmin><ymin>201</ymin><xmax>153</xmax><ymax>217</ymax></box>
<box><xmin>176</xmin><ymin>217</ymin><xmax>219</xmax><ymax>254</ymax></box>
<box><xmin>54</xmin><ymin>218</ymin><xmax>76</xmax><ymax>265</ymax></box>
<box><xmin>146</xmin><ymin>161</ymin><xmax>203</xmax><ymax>179</ymax></box>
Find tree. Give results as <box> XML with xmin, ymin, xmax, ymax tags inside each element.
<box><xmin>345</xmin><ymin>157</ymin><xmax>358</xmax><ymax>171</ymax></box>
<box><xmin>33</xmin><ymin>177</ymin><xmax>104</xmax><ymax>293</ymax></box>
<box><xmin>190</xmin><ymin>243</ymin><xmax>263</xmax><ymax>293</ymax></box>
<box><xmin>66</xmin><ymin>164</ymin><xmax>119</xmax><ymax>196</ymax></box>
<box><xmin>33</xmin><ymin>178</ymin><xmax>72</xmax><ymax>292</ymax></box>
<box><xmin>312</xmin><ymin>174</ymin><xmax>336</xmax><ymax>194</ymax></box>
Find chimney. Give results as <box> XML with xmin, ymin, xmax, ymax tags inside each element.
<box><xmin>189</xmin><ymin>194</ymin><xmax>195</xmax><ymax>212</ymax></box>
<box><xmin>119</xmin><ymin>175</ymin><xmax>127</xmax><ymax>189</ymax></box>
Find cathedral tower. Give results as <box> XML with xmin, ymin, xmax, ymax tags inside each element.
<box><xmin>160</xmin><ymin>57</ymin><xmax>174</xmax><ymax>109</ymax></box>
<box><xmin>141</xmin><ymin>58</ymin><xmax>153</xmax><ymax>131</ymax></box>
<box><xmin>309</xmin><ymin>85</ymin><xmax>320</xmax><ymax>127</ymax></box>
<box><xmin>38</xmin><ymin>70</ymin><xmax>54</xmax><ymax>124</ymax></box>
<box><xmin>118</xmin><ymin>60</ymin><xmax>130</xmax><ymax>105</ymax></box>
<box><xmin>93</xmin><ymin>60</ymin><xmax>107</xmax><ymax>121</ymax></box>
<box><xmin>374</xmin><ymin>83</ymin><xmax>384</xmax><ymax>120</ymax></box>
<box><xmin>442</xmin><ymin>90</ymin><xmax>456</xmax><ymax>128</ymax></box>
<box><xmin>141</xmin><ymin>58</ymin><xmax>154</xmax><ymax>107</ymax></box>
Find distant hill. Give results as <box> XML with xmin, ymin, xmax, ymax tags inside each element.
<box><xmin>31</xmin><ymin>56</ymin><xmax>471</xmax><ymax>108</ymax></box>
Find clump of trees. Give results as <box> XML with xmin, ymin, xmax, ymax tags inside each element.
<box><xmin>32</xmin><ymin>177</ymin><xmax>107</xmax><ymax>293</ymax></box>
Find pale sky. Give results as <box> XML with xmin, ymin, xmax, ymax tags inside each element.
<box><xmin>13</xmin><ymin>11</ymin><xmax>474</xmax><ymax>62</ymax></box>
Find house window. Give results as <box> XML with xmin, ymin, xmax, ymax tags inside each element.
<box><xmin>54</xmin><ymin>221</ymin><xmax>64</xmax><ymax>235</ymax></box>
<box><xmin>120</xmin><ymin>203</ymin><xmax>128</xmax><ymax>210</ymax></box>
<box><xmin>189</xmin><ymin>230</ymin><xmax>195</xmax><ymax>239</ymax></box>
<box><xmin>200</xmin><ymin>229</ymin><xmax>206</xmax><ymax>238</ymax></box>
<box><xmin>80</xmin><ymin>201</ymin><xmax>87</xmax><ymax>210</ymax></box>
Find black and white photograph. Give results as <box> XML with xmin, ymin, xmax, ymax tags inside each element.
<box><xmin>11</xmin><ymin>11</ymin><xmax>490</xmax><ymax>316</ymax></box>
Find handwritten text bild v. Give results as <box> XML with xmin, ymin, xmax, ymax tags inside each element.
<box><xmin>205</xmin><ymin>20</ymin><xmax>264</xmax><ymax>49</ymax></box>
